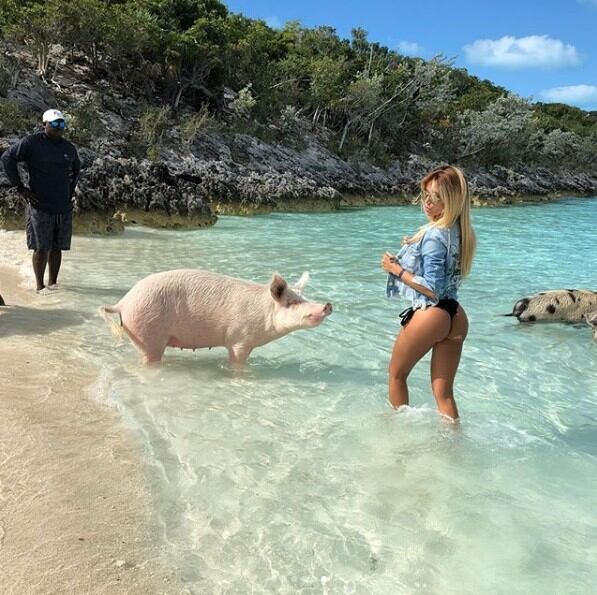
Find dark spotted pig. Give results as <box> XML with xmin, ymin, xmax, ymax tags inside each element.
<box><xmin>506</xmin><ymin>290</ymin><xmax>597</xmax><ymax>322</ymax></box>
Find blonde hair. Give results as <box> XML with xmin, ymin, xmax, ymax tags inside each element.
<box><xmin>407</xmin><ymin>165</ymin><xmax>476</xmax><ymax>277</ymax></box>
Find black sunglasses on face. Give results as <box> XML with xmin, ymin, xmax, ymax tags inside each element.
<box><xmin>48</xmin><ymin>120</ymin><xmax>66</xmax><ymax>129</ymax></box>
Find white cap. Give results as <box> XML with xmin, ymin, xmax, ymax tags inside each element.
<box><xmin>42</xmin><ymin>108</ymin><xmax>66</xmax><ymax>123</ymax></box>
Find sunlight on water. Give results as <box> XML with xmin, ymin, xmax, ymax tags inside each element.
<box><xmin>2</xmin><ymin>198</ymin><xmax>596</xmax><ymax>594</ymax></box>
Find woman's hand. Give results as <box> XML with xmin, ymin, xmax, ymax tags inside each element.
<box><xmin>381</xmin><ymin>251</ymin><xmax>398</xmax><ymax>274</ymax></box>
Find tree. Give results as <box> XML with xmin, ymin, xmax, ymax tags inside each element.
<box><xmin>378</xmin><ymin>57</ymin><xmax>455</xmax><ymax>155</ymax></box>
<box><xmin>337</xmin><ymin>70</ymin><xmax>383</xmax><ymax>151</ymax></box>
<box><xmin>103</xmin><ymin>3</ymin><xmax>161</xmax><ymax>89</ymax></box>
<box><xmin>534</xmin><ymin>102</ymin><xmax>597</xmax><ymax>136</ymax></box>
<box><xmin>0</xmin><ymin>0</ymin><xmax>19</xmax><ymax>37</ymax></box>
<box><xmin>60</xmin><ymin>0</ymin><xmax>109</xmax><ymax>68</ymax></box>
<box><xmin>308</xmin><ymin>56</ymin><xmax>348</xmax><ymax>127</ymax></box>
<box><xmin>457</xmin><ymin>95</ymin><xmax>536</xmax><ymax>165</ymax></box>
<box><xmin>223</xmin><ymin>15</ymin><xmax>286</xmax><ymax>118</ymax></box>
<box><xmin>538</xmin><ymin>129</ymin><xmax>582</xmax><ymax>167</ymax></box>
<box><xmin>577</xmin><ymin>133</ymin><xmax>597</xmax><ymax>166</ymax></box>
<box><xmin>350</xmin><ymin>27</ymin><xmax>369</xmax><ymax>56</ymax></box>
<box><xmin>7</xmin><ymin>1</ymin><xmax>62</xmax><ymax>76</ymax></box>
<box><xmin>448</xmin><ymin>68</ymin><xmax>506</xmax><ymax>112</ymax></box>
<box><xmin>144</xmin><ymin>0</ymin><xmax>228</xmax><ymax>31</ymax></box>
<box><xmin>162</xmin><ymin>14</ymin><xmax>228</xmax><ymax>110</ymax></box>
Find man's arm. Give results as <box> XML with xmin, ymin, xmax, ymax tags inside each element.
<box><xmin>70</xmin><ymin>147</ymin><xmax>81</xmax><ymax>199</ymax></box>
<box><xmin>1</xmin><ymin>137</ymin><xmax>39</xmax><ymax>206</ymax></box>
<box><xmin>1</xmin><ymin>136</ymin><xmax>32</xmax><ymax>189</ymax></box>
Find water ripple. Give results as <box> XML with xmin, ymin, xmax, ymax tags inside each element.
<box><xmin>4</xmin><ymin>199</ymin><xmax>596</xmax><ymax>593</ymax></box>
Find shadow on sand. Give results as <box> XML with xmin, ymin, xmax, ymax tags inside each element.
<box><xmin>65</xmin><ymin>285</ymin><xmax>130</xmax><ymax>301</ymax></box>
<box><xmin>0</xmin><ymin>305</ymin><xmax>86</xmax><ymax>338</ymax></box>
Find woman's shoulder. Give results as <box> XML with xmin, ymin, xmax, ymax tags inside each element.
<box><xmin>422</xmin><ymin>225</ymin><xmax>449</xmax><ymax>246</ymax></box>
<box><xmin>425</xmin><ymin>222</ymin><xmax>460</xmax><ymax>242</ymax></box>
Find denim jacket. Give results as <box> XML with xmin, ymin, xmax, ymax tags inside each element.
<box><xmin>386</xmin><ymin>222</ymin><xmax>461</xmax><ymax>309</ymax></box>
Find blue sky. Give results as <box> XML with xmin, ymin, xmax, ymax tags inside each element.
<box><xmin>224</xmin><ymin>0</ymin><xmax>597</xmax><ymax>111</ymax></box>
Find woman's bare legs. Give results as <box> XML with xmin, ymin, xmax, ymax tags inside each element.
<box><xmin>430</xmin><ymin>307</ymin><xmax>469</xmax><ymax>419</ymax></box>
<box><xmin>388</xmin><ymin>307</ymin><xmax>451</xmax><ymax>409</ymax></box>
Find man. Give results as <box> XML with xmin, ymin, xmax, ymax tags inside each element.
<box><xmin>1</xmin><ymin>109</ymin><xmax>81</xmax><ymax>293</ymax></box>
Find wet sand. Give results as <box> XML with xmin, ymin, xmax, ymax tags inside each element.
<box><xmin>0</xmin><ymin>265</ymin><xmax>186</xmax><ymax>594</ymax></box>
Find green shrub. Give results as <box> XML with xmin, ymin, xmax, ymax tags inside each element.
<box><xmin>229</xmin><ymin>84</ymin><xmax>256</xmax><ymax>120</ymax></box>
<box><xmin>180</xmin><ymin>104</ymin><xmax>219</xmax><ymax>148</ymax></box>
<box><xmin>0</xmin><ymin>99</ymin><xmax>35</xmax><ymax>134</ymax></box>
<box><xmin>138</xmin><ymin>105</ymin><xmax>171</xmax><ymax>160</ymax></box>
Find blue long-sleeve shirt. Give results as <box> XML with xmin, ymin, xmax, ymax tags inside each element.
<box><xmin>1</xmin><ymin>132</ymin><xmax>81</xmax><ymax>214</ymax></box>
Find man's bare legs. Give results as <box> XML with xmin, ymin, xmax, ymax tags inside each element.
<box><xmin>48</xmin><ymin>250</ymin><xmax>62</xmax><ymax>286</ymax></box>
<box><xmin>32</xmin><ymin>250</ymin><xmax>48</xmax><ymax>291</ymax></box>
<box><xmin>32</xmin><ymin>249</ymin><xmax>62</xmax><ymax>291</ymax></box>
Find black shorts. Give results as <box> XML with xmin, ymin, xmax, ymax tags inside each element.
<box><xmin>26</xmin><ymin>206</ymin><xmax>72</xmax><ymax>251</ymax></box>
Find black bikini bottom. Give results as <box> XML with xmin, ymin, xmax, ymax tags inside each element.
<box><xmin>399</xmin><ymin>299</ymin><xmax>460</xmax><ymax>327</ymax></box>
<box><xmin>436</xmin><ymin>298</ymin><xmax>459</xmax><ymax>318</ymax></box>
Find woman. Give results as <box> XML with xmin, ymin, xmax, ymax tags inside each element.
<box><xmin>381</xmin><ymin>165</ymin><xmax>476</xmax><ymax>419</ymax></box>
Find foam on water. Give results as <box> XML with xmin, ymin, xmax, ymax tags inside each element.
<box><xmin>2</xmin><ymin>199</ymin><xmax>596</xmax><ymax>593</ymax></box>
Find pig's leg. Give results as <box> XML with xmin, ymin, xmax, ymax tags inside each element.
<box><xmin>124</xmin><ymin>326</ymin><xmax>168</xmax><ymax>365</ymax></box>
<box><xmin>228</xmin><ymin>344</ymin><xmax>252</xmax><ymax>369</ymax></box>
<box><xmin>142</xmin><ymin>346</ymin><xmax>167</xmax><ymax>366</ymax></box>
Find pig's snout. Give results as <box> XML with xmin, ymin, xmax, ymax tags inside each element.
<box><xmin>302</xmin><ymin>302</ymin><xmax>333</xmax><ymax>327</ymax></box>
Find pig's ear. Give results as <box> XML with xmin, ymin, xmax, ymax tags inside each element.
<box><xmin>270</xmin><ymin>274</ymin><xmax>288</xmax><ymax>302</ymax></box>
<box><xmin>292</xmin><ymin>272</ymin><xmax>309</xmax><ymax>294</ymax></box>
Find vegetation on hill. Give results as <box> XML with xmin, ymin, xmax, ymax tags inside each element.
<box><xmin>1</xmin><ymin>0</ymin><xmax>596</xmax><ymax>170</ymax></box>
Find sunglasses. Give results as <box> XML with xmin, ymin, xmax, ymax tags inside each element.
<box><xmin>48</xmin><ymin>120</ymin><xmax>66</xmax><ymax>129</ymax></box>
<box><xmin>418</xmin><ymin>190</ymin><xmax>443</xmax><ymax>205</ymax></box>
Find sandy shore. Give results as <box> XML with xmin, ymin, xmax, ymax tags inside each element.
<box><xmin>0</xmin><ymin>265</ymin><xmax>186</xmax><ymax>594</ymax></box>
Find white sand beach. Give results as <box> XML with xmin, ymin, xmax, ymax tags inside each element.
<box><xmin>0</xmin><ymin>260</ymin><xmax>185</xmax><ymax>594</ymax></box>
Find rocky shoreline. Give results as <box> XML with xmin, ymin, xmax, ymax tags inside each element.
<box><xmin>2</xmin><ymin>134</ymin><xmax>596</xmax><ymax>234</ymax></box>
<box><xmin>1</xmin><ymin>46</ymin><xmax>596</xmax><ymax>234</ymax></box>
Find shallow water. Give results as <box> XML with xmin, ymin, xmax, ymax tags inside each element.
<box><xmin>2</xmin><ymin>198</ymin><xmax>596</xmax><ymax>594</ymax></box>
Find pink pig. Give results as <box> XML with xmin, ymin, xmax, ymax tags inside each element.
<box><xmin>99</xmin><ymin>269</ymin><xmax>332</xmax><ymax>366</ymax></box>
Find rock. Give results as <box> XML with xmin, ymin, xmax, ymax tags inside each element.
<box><xmin>73</xmin><ymin>157</ymin><xmax>217</xmax><ymax>231</ymax></box>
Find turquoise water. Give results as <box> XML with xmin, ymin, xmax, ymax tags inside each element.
<box><xmin>5</xmin><ymin>198</ymin><xmax>597</xmax><ymax>593</ymax></box>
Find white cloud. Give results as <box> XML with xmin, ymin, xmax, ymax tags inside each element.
<box><xmin>463</xmin><ymin>35</ymin><xmax>581</xmax><ymax>69</ymax></box>
<box><xmin>265</xmin><ymin>16</ymin><xmax>283</xmax><ymax>30</ymax></box>
<box><xmin>540</xmin><ymin>84</ymin><xmax>597</xmax><ymax>105</ymax></box>
<box><xmin>397</xmin><ymin>41</ymin><xmax>423</xmax><ymax>56</ymax></box>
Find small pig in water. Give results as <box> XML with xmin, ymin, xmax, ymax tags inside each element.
<box><xmin>505</xmin><ymin>289</ymin><xmax>597</xmax><ymax>322</ymax></box>
<box><xmin>99</xmin><ymin>269</ymin><xmax>332</xmax><ymax>366</ymax></box>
